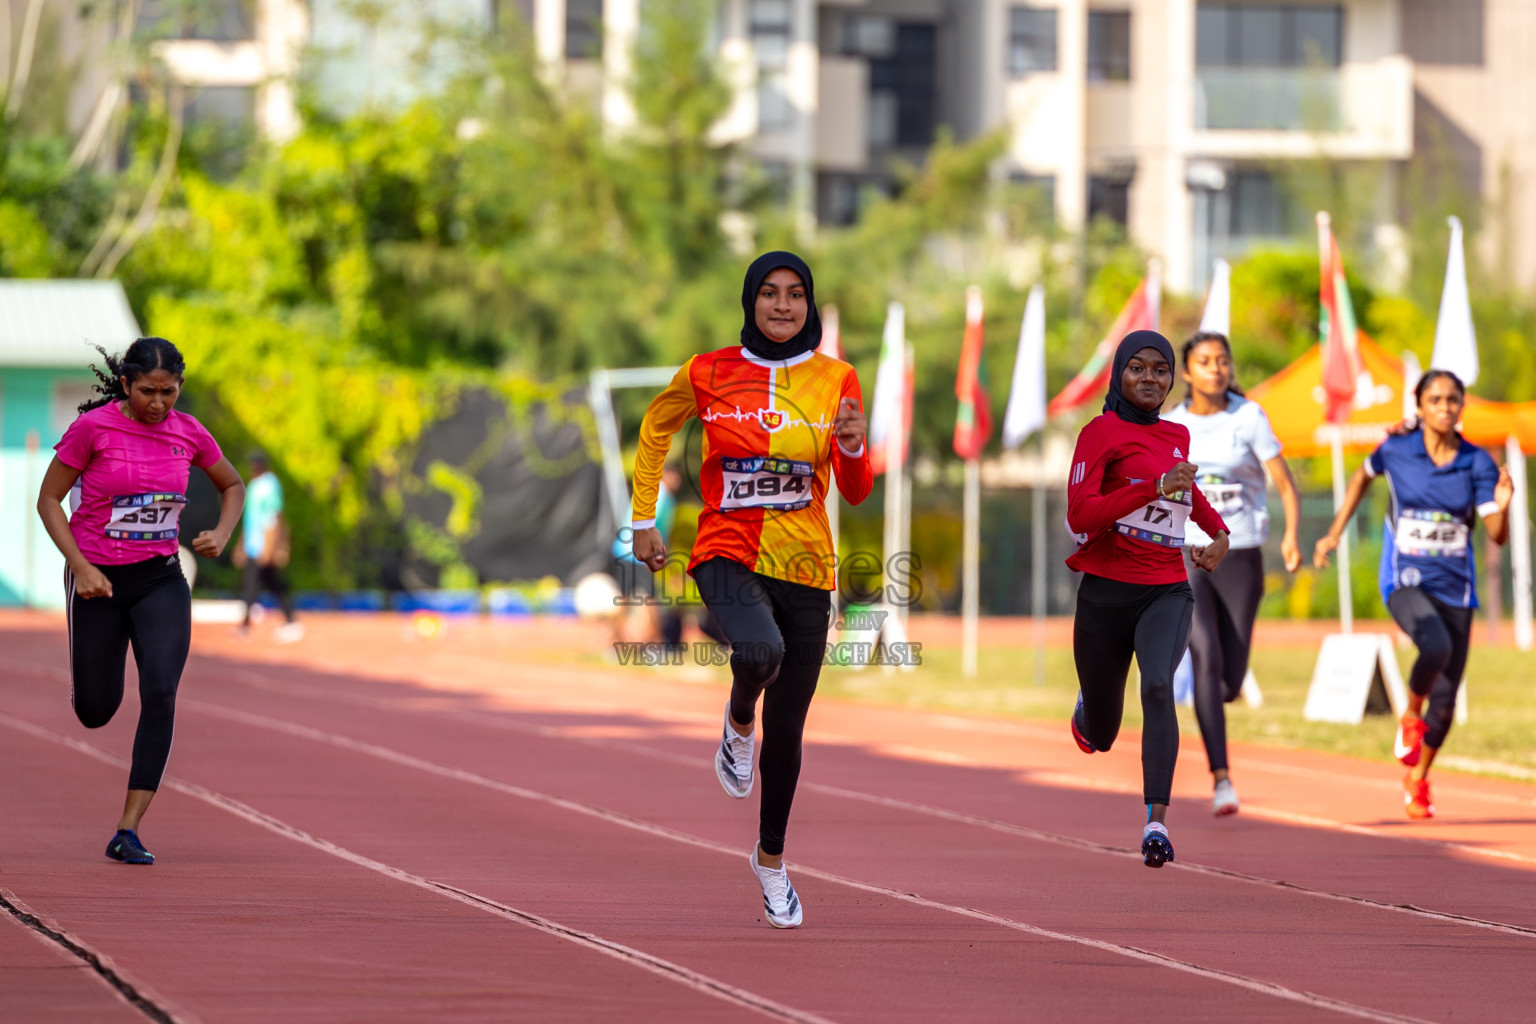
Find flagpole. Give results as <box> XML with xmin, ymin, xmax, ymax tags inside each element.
<box><xmin>899</xmin><ymin>343</ymin><xmax>914</xmax><ymax>632</ymax></box>
<box><xmin>821</xmin><ymin>307</ymin><xmax>842</xmax><ymax>620</ymax></box>
<box><xmin>1032</xmin><ymin>434</ymin><xmax>1047</xmax><ymax>687</ymax></box>
<box><xmin>1331</xmin><ymin>424</ymin><xmax>1353</xmax><ymax>634</ymax></box>
<box><xmin>1509</xmin><ymin>436</ymin><xmax>1533</xmax><ymax>652</ymax></box>
<box><xmin>962</xmin><ymin>457</ymin><xmax>980</xmax><ymax>677</ymax></box>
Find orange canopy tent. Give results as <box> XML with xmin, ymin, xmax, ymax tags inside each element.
<box><xmin>1246</xmin><ymin>334</ymin><xmax>1536</xmax><ymax>456</ymax></box>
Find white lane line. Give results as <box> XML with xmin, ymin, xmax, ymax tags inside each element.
<box><xmin>8</xmin><ymin>651</ymin><xmax>1534</xmax><ymax>930</ymax></box>
<box><xmin>214</xmin><ymin>665</ymin><xmax>1536</xmax><ymax>883</ymax></box>
<box><xmin>188</xmin><ymin>665</ymin><xmax>1536</xmax><ymax>928</ymax></box>
<box><xmin>0</xmin><ymin>713</ymin><xmax>838</xmax><ymax>1024</ymax></box>
<box><xmin>169</xmin><ymin>699</ymin><xmax>1439</xmax><ymax>1024</ymax></box>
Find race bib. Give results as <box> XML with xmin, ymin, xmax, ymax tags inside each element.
<box><xmin>1115</xmin><ymin>489</ymin><xmax>1192</xmax><ymax>548</ymax></box>
<box><xmin>1198</xmin><ymin>474</ymin><xmax>1245</xmax><ymax>517</ymax></box>
<box><xmin>719</xmin><ymin>456</ymin><xmax>814</xmax><ymax>511</ymax></box>
<box><xmin>1394</xmin><ymin>508</ymin><xmax>1468</xmax><ymax>557</ymax></box>
<box><xmin>106</xmin><ymin>493</ymin><xmax>187</xmax><ymax>541</ymax></box>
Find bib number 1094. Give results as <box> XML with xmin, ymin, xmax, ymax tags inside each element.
<box><xmin>719</xmin><ymin>457</ymin><xmax>814</xmax><ymax>512</ymax></box>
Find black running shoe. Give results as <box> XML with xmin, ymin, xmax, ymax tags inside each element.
<box><xmin>1070</xmin><ymin>693</ymin><xmax>1096</xmax><ymax>754</ymax></box>
<box><xmin>105</xmin><ymin>829</ymin><xmax>154</xmax><ymax>865</ymax></box>
<box><xmin>1141</xmin><ymin>822</ymin><xmax>1173</xmax><ymax>868</ymax></box>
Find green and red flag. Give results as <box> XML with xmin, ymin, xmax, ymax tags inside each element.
<box><xmin>953</xmin><ymin>286</ymin><xmax>993</xmax><ymax>460</ymax></box>
<box><xmin>1317</xmin><ymin>212</ymin><xmax>1361</xmax><ymax>425</ymax></box>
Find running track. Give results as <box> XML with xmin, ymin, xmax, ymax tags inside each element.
<box><xmin>3</xmin><ymin>612</ymin><xmax>1534</xmax><ymax>1023</ymax></box>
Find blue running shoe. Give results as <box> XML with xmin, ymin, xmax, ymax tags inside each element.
<box><xmin>1141</xmin><ymin>822</ymin><xmax>1173</xmax><ymax>868</ymax></box>
<box><xmin>1070</xmin><ymin>693</ymin><xmax>1095</xmax><ymax>754</ymax></box>
<box><xmin>105</xmin><ymin>829</ymin><xmax>154</xmax><ymax>865</ymax></box>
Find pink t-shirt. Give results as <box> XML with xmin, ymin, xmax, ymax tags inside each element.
<box><xmin>54</xmin><ymin>404</ymin><xmax>223</xmax><ymax>566</ymax></box>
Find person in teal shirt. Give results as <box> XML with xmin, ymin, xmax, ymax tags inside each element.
<box><xmin>240</xmin><ymin>452</ymin><xmax>302</xmax><ymax>642</ymax></box>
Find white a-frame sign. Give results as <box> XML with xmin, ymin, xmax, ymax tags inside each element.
<box><xmin>1303</xmin><ymin>633</ymin><xmax>1409</xmax><ymax>724</ymax></box>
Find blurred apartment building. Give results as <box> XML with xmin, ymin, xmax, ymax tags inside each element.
<box><xmin>32</xmin><ymin>0</ymin><xmax>1536</xmax><ymax>293</ymax></box>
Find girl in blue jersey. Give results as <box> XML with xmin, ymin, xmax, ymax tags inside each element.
<box><xmin>1165</xmin><ymin>332</ymin><xmax>1302</xmax><ymax>817</ymax></box>
<box><xmin>1314</xmin><ymin>370</ymin><xmax>1514</xmax><ymax>818</ymax></box>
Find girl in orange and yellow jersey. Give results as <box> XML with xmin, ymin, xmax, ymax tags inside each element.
<box><xmin>631</xmin><ymin>252</ymin><xmax>871</xmax><ymax>928</ymax></box>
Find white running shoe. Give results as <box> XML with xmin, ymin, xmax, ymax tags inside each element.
<box><xmin>750</xmin><ymin>845</ymin><xmax>803</xmax><ymax>928</ymax></box>
<box><xmin>714</xmin><ymin>706</ymin><xmax>755</xmax><ymax>798</ymax></box>
<box><xmin>273</xmin><ymin>621</ymin><xmax>306</xmax><ymax>645</ymax></box>
<box><xmin>1212</xmin><ymin>779</ymin><xmax>1240</xmax><ymax>817</ymax></box>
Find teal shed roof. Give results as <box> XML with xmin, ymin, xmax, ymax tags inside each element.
<box><xmin>0</xmin><ymin>279</ymin><xmax>142</xmax><ymax>369</ymax></box>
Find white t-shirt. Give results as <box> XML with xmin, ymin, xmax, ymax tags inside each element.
<box><xmin>1162</xmin><ymin>393</ymin><xmax>1283</xmax><ymax>549</ymax></box>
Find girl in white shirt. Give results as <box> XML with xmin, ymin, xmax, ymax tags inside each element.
<box><xmin>1164</xmin><ymin>332</ymin><xmax>1302</xmax><ymax>816</ymax></box>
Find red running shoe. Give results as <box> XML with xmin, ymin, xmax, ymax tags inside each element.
<box><xmin>1070</xmin><ymin>694</ymin><xmax>1095</xmax><ymax>754</ymax></box>
<box><xmin>1394</xmin><ymin>714</ymin><xmax>1428</xmax><ymax>767</ymax></box>
<box><xmin>1404</xmin><ymin>775</ymin><xmax>1434</xmax><ymax>819</ymax></box>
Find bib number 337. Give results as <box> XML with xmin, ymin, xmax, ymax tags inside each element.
<box><xmin>106</xmin><ymin>493</ymin><xmax>187</xmax><ymax>541</ymax></box>
<box><xmin>720</xmin><ymin>456</ymin><xmax>814</xmax><ymax>512</ymax></box>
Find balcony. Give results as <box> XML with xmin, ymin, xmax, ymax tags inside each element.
<box><xmin>1191</xmin><ymin>56</ymin><xmax>1412</xmax><ymax>160</ymax></box>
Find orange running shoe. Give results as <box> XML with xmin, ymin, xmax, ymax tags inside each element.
<box><xmin>1394</xmin><ymin>714</ymin><xmax>1428</xmax><ymax>767</ymax></box>
<box><xmin>1404</xmin><ymin>775</ymin><xmax>1434</xmax><ymax>819</ymax></box>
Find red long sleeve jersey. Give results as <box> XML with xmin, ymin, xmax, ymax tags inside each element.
<box><xmin>1065</xmin><ymin>413</ymin><xmax>1228</xmax><ymax>584</ymax></box>
<box><xmin>633</xmin><ymin>347</ymin><xmax>874</xmax><ymax>590</ymax></box>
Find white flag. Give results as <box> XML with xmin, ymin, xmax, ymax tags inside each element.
<box><xmin>1199</xmin><ymin>258</ymin><xmax>1231</xmax><ymax>337</ymax></box>
<box><xmin>1401</xmin><ymin>349</ymin><xmax>1422</xmax><ymax>422</ymax></box>
<box><xmin>868</xmin><ymin>302</ymin><xmax>905</xmax><ymax>473</ymax></box>
<box><xmin>1002</xmin><ymin>285</ymin><xmax>1047</xmax><ymax>450</ymax></box>
<box><xmin>1431</xmin><ymin>216</ymin><xmax>1478</xmax><ymax>386</ymax></box>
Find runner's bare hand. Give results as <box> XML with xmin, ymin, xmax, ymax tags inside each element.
<box><xmin>71</xmin><ymin>561</ymin><xmax>113</xmax><ymax>599</ymax></box>
<box><xmin>1190</xmin><ymin>532</ymin><xmax>1230</xmax><ymax>572</ymax></box>
<box><xmin>1281</xmin><ymin>531</ymin><xmax>1302</xmax><ymax>573</ymax></box>
<box><xmin>192</xmin><ymin>530</ymin><xmax>226</xmax><ymax>558</ymax></box>
<box><xmin>1313</xmin><ymin>533</ymin><xmax>1340</xmax><ymax>570</ymax></box>
<box><xmin>834</xmin><ymin>398</ymin><xmax>866</xmax><ymax>453</ymax></box>
<box><xmin>1495</xmin><ymin>466</ymin><xmax>1515</xmax><ymax>511</ymax></box>
<box><xmin>631</xmin><ymin>526</ymin><xmax>666</xmax><ymax>572</ymax></box>
<box><xmin>1163</xmin><ymin>461</ymin><xmax>1198</xmax><ymax>494</ymax></box>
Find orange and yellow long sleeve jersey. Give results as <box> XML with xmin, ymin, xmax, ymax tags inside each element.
<box><xmin>632</xmin><ymin>346</ymin><xmax>873</xmax><ymax>590</ymax></box>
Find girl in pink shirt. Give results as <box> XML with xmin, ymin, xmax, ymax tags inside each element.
<box><xmin>36</xmin><ymin>337</ymin><xmax>246</xmax><ymax>865</ymax></box>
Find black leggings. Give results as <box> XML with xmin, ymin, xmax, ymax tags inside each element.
<box><xmin>692</xmin><ymin>556</ymin><xmax>831</xmax><ymax>857</ymax></box>
<box><xmin>1072</xmin><ymin>573</ymin><xmax>1194</xmax><ymax>806</ymax></box>
<box><xmin>1184</xmin><ymin>546</ymin><xmax>1264</xmax><ymax>773</ymax></box>
<box><xmin>241</xmin><ymin>561</ymin><xmax>295</xmax><ymax>624</ymax></box>
<box><xmin>1387</xmin><ymin>587</ymin><xmax>1473</xmax><ymax>750</ymax></box>
<box><xmin>66</xmin><ymin>555</ymin><xmax>191</xmax><ymax>791</ymax></box>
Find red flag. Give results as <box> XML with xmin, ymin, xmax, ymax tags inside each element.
<box><xmin>953</xmin><ymin>286</ymin><xmax>992</xmax><ymax>460</ymax></box>
<box><xmin>1046</xmin><ymin>267</ymin><xmax>1160</xmax><ymax>418</ymax></box>
<box><xmin>1317</xmin><ymin>212</ymin><xmax>1361</xmax><ymax>425</ymax></box>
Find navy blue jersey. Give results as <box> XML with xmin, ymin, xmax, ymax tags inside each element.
<box><xmin>1366</xmin><ymin>430</ymin><xmax>1500</xmax><ymax>608</ymax></box>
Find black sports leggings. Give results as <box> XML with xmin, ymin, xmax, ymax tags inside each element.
<box><xmin>1387</xmin><ymin>586</ymin><xmax>1473</xmax><ymax>750</ymax></box>
<box><xmin>1184</xmin><ymin>546</ymin><xmax>1264</xmax><ymax>773</ymax></box>
<box><xmin>692</xmin><ymin>556</ymin><xmax>831</xmax><ymax>857</ymax></box>
<box><xmin>66</xmin><ymin>555</ymin><xmax>191</xmax><ymax>791</ymax></box>
<box><xmin>241</xmin><ymin>561</ymin><xmax>295</xmax><ymax>624</ymax></box>
<box><xmin>1072</xmin><ymin>573</ymin><xmax>1194</xmax><ymax>806</ymax></box>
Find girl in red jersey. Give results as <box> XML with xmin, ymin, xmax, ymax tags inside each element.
<box><xmin>631</xmin><ymin>252</ymin><xmax>872</xmax><ymax>927</ymax></box>
<box><xmin>1065</xmin><ymin>330</ymin><xmax>1230</xmax><ymax>867</ymax></box>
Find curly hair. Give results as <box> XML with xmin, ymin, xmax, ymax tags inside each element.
<box><xmin>80</xmin><ymin>337</ymin><xmax>187</xmax><ymax>414</ymax></box>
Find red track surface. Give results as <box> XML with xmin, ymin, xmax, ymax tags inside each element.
<box><xmin>3</xmin><ymin>610</ymin><xmax>1534</xmax><ymax>1023</ymax></box>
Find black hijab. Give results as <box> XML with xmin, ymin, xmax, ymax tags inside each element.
<box><xmin>1104</xmin><ymin>329</ymin><xmax>1176</xmax><ymax>426</ymax></box>
<box><xmin>739</xmin><ymin>251</ymin><xmax>822</xmax><ymax>362</ymax></box>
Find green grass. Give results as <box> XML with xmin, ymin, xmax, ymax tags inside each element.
<box><xmin>556</xmin><ymin>639</ymin><xmax>1536</xmax><ymax>781</ymax></box>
